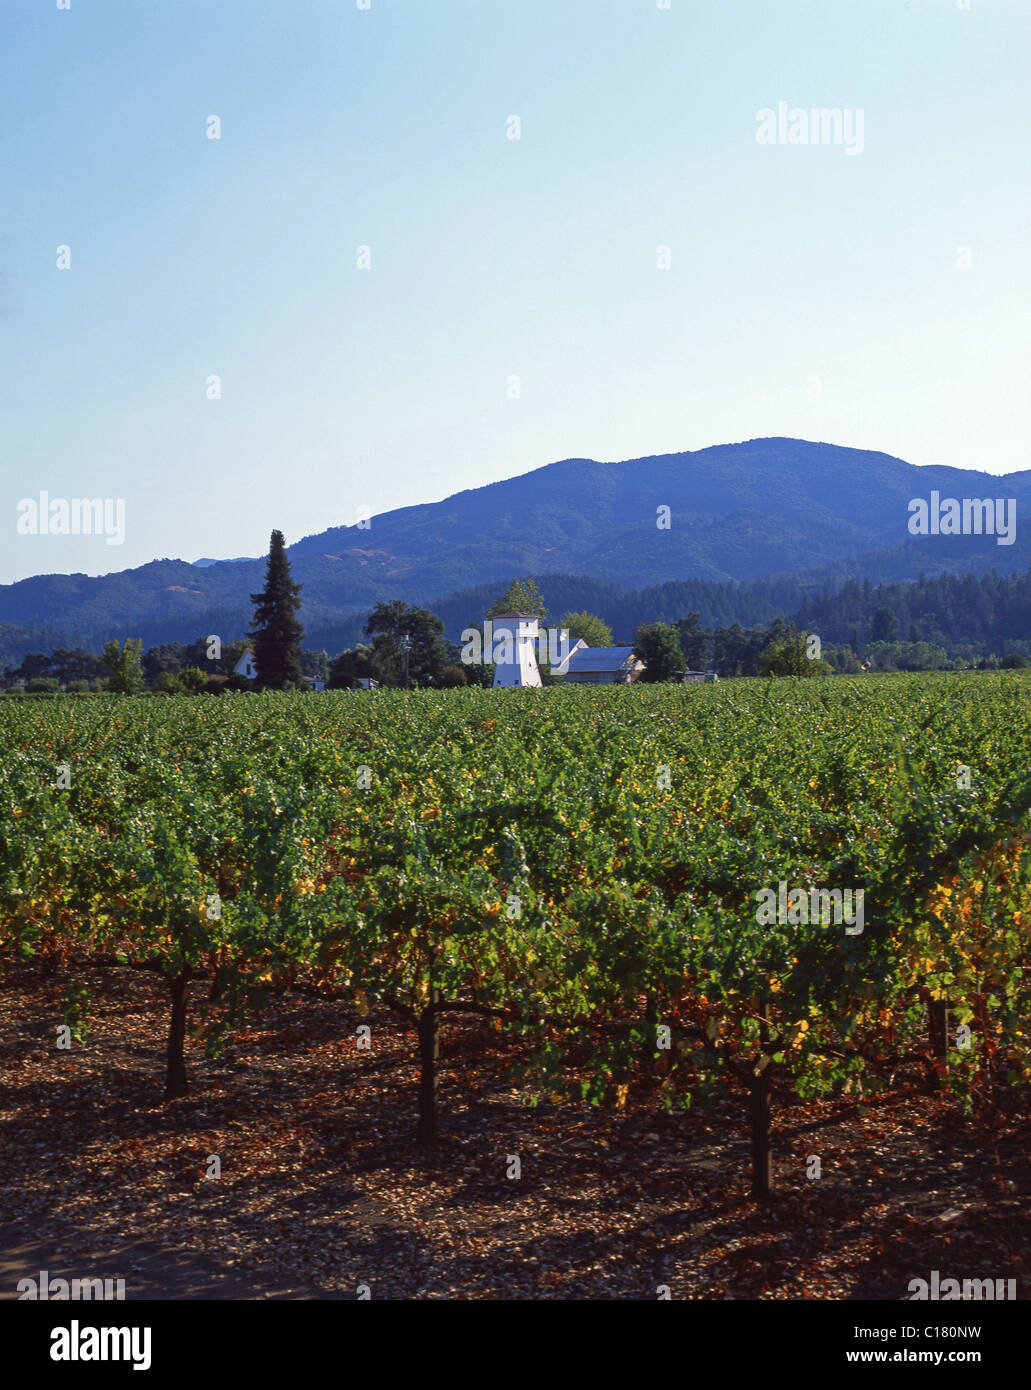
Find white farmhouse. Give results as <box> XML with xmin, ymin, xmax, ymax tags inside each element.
<box><xmin>490</xmin><ymin>612</ymin><xmax>543</xmax><ymax>688</ymax></box>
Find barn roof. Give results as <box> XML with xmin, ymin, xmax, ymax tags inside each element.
<box><xmin>564</xmin><ymin>646</ymin><xmax>640</xmax><ymax>673</ymax></box>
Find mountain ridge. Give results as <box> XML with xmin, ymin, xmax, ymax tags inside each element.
<box><xmin>2</xmin><ymin>438</ymin><xmax>1026</xmax><ymax>664</ymax></box>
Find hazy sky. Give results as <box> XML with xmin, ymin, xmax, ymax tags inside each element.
<box><xmin>2</xmin><ymin>0</ymin><xmax>1029</xmax><ymax>583</ymax></box>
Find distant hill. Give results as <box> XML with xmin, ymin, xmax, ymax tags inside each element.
<box><xmin>286</xmin><ymin>436</ymin><xmax>1030</xmax><ymax>593</ymax></box>
<box><xmin>1</xmin><ymin>437</ymin><xmax>1027</xmax><ymax>663</ymax></box>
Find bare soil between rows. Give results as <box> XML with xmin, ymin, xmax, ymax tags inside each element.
<box><xmin>1</xmin><ymin>965</ymin><xmax>1028</xmax><ymax>1300</ymax></box>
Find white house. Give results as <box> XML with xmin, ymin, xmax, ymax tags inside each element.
<box><xmin>491</xmin><ymin>612</ymin><xmax>543</xmax><ymax>688</ymax></box>
<box><xmin>233</xmin><ymin>648</ymin><xmax>258</xmax><ymax>680</ymax></box>
<box><xmin>681</xmin><ymin>669</ymin><xmax>718</xmax><ymax>684</ymax></box>
<box><xmin>562</xmin><ymin>646</ymin><xmax>644</xmax><ymax>685</ymax></box>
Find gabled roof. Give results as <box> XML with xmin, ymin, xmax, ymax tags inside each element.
<box><xmin>551</xmin><ymin>637</ymin><xmax>588</xmax><ymax>674</ymax></box>
<box><xmin>564</xmin><ymin>645</ymin><xmax>641</xmax><ymax>673</ymax></box>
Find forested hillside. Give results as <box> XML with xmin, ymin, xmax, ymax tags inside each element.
<box><xmin>2</xmin><ymin>439</ymin><xmax>1027</xmax><ymax>663</ymax></box>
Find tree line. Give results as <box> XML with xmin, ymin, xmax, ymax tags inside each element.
<box><xmin>6</xmin><ymin>533</ymin><xmax>1029</xmax><ymax>694</ymax></box>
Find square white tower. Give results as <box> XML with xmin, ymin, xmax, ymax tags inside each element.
<box><xmin>490</xmin><ymin>612</ymin><xmax>543</xmax><ymax>688</ymax></box>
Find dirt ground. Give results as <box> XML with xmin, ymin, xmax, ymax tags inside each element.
<box><xmin>1</xmin><ymin>965</ymin><xmax>1028</xmax><ymax>1300</ymax></box>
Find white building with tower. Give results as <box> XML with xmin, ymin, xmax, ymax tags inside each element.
<box><xmin>490</xmin><ymin>611</ymin><xmax>543</xmax><ymax>688</ymax></box>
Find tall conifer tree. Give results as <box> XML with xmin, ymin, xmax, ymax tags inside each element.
<box><xmin>249</xmin><ymin>530</ymin><xmax>303</xmax><ymax>688</ymax></box>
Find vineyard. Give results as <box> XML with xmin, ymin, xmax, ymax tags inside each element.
<box><xmin>2</xmin><ymin>673</ymin><xmax>1030</xmax><ymax>1296</ymax></box>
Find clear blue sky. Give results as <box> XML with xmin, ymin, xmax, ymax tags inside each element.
<box><xmin>1</xmin><ymin>0</ymin><xmax>1029</xmax><ymax>583</ymax></box>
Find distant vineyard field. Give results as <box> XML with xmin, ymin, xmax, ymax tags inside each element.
<box><xmin>2</xmin><ymin>674</ymin><xmax>1029</xmax><ymax>1193</ymax></box>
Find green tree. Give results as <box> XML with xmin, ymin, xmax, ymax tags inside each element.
<box><xmin>871</xmin><ymin>606</ymin><xmax>900</xmax><ymax>643</ymax></box>
<box><xmin>460</xmin><ymin>644</ymin><xmax>495</xmax><ymax>687</ymax></box>
<box><xmin>896</xmin><ymin>642</ymin><xmax>950</xmax><ymax>672</ymax></box>
<box><xmin>559</xmin><ymin>610</ymin><xmax>612</xmax><ymax>648</ymax></box>
<box><xmin>102</xmin><ymin>639</ymin><xmax>145</xmax><ymax>694</ymax></box>
<box><xmin>178</xmin><ymin>667</ymin><xmax>208</xmax><ymax>693</ymax></box>
<box><xmin>825</xmin><ymin>645</ymin><xmax>862</xmax><ymax>674</ymax></box>
<box><xmin>675</xmin><ymin>612</ymin><xmax>708</xmax><ymax>670</ymax></box>
<box><xmin>249</xmin><ymin>530</ymin><xmax>304</xmax><ymax>689</ymax></box>
<box><xmin>633</xmin><ymin>624</ymin><xmax>684</xmax><ymax>683</ymax></box>
<box><xmin>223</xmin><ymin>639</ymin><xmax>250</xmax><ymax>676</ymax></box>
<box><xmin>15</xmin><ymin>653</ymin><xmax>54</xmax><ymax>682</ymax></box>
<box><xmin>757</xmin><ymin>626</ymin><xmax>816</xmax><ymax>677</ymax></box>
<box><xmin>14</xmin><ymin>649</ymin><xmax>105</xmax><ymax>685</ymax></box>
<box><xmin>302</xmin><ymin>649</ymin><xmax>330</xmax><ymax>683</ymax></box>
<box><xmin>364</xmin><ymin>601</ymin><xmax>450</xmax><ymax>687</ymax></box>
<box><xmin>487</xmin><ymin>578</ymin><xmax>547</xmax><ymax>619</ymax></box>
<box><xmin>143</xmin><ymin>643</ymin><xmax>185</xmax><ymax>687</ymax></box>
<box><xmin>328</xmin><ymin>645</ymin><xmax>374</xmax><ymax>689</ymax></box>
<box><xmin>438</xmin><ymin>664</ymin><xmax>468</xmax><ymax>687</ymax></box>
<box><xmin>180</xmin><ymin>636</ymin><xmax>236</xmax><ymax>675</ymax></box>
